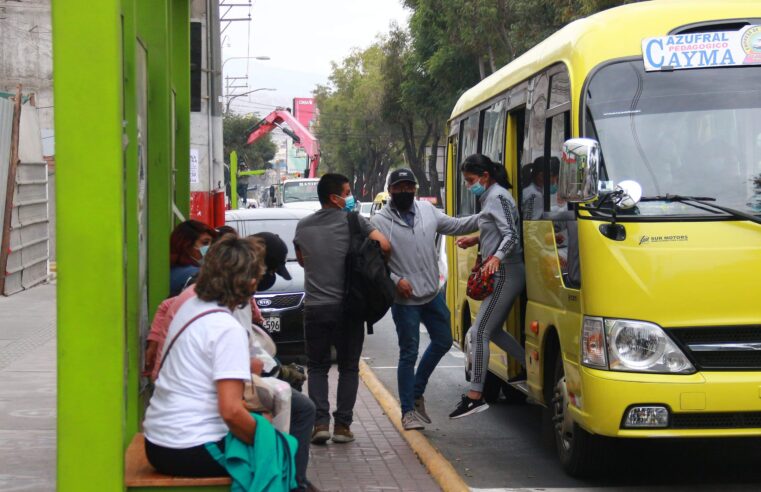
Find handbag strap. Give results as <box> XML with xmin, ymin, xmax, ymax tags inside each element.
<box><xmin>159</xmin><ymin>308</ymin><xmax>228</xmax><ymax>373</ymax></box>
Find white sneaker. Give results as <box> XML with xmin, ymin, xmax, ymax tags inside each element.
<box><xmin>414</xmin><ymin>397</ymin><xmax>432</xmax><ymax>424</ymax></box>
<box><xmin>402</xmin><ymin>410</ymin><xmax>425</xmax><ymax>430</ymax></box>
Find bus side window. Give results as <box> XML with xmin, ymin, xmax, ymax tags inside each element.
<box><xmin>481</xmin><ymin>100</ymin><xmax>506</xmax><ymax>165</ymax></box>
<box><xmin>521</xmin><ymin>71</ymin><xmax>549</xmax><ymax>220</ymax></box>
<box><xmin>456</xmin><ymin>115</ymin><xmax>479</xmax><ymax>216</ymax></box>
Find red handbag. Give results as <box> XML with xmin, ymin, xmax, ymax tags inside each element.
<box><xmin>466</xmin><ymin>255</ymin><xmax>495</xmax><ymax>301</ymax></box>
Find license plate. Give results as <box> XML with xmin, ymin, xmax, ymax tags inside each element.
<box><xmin>263</xmin><ymin>316</ymin><xmax>281</xmax><ymax>334</ymax></box>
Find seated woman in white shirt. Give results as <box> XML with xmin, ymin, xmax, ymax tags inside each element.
<box><xmin>142</xmin><ymin>235</ymin><xmax>265</xmax><ymax>477</ymax></box>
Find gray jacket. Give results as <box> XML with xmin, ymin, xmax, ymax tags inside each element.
<box><xmin>478</xmin><ymin>183</ymin><xmax>523</xmax><ymax>263</ymax></box>
<box><xmin>371</xmin><ymin>200</ymin><xmax>479</xmax><ymax>305</ymax></box>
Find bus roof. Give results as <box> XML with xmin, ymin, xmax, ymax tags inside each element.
<box><xmin>450</xmin><ymin>0</ymin><xmax>761</xmax><ymax>120</ymax></box>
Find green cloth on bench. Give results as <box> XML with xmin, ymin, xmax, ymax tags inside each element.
<box><xmin>205</xmin><ymin>413</ymin><xmax>298</xmax><ymax>492</ymax></box>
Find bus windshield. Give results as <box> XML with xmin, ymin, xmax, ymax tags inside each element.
<box><xmin>283</xmin><ymin>181</ymin><xmax>318</xmax><ymax>203</ymax></box>
<box><xmin>585</xmin><ymin>62</ymin><xmax>761</xmax><ymax>216</ymax></box>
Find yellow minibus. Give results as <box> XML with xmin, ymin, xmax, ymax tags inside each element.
<box><xmin>445</xmin><ymin>0</ymin><xmax>761</xmax><ymax>476</ymax></box>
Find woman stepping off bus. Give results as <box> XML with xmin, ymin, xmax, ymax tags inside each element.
<box><xmin>450</xmin><ymin>154</ymin><xmax>526</xmax><ymax>419</ymax></box>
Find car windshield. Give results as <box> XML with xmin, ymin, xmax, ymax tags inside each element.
<box><xmin>226</xmin><ymin>219</ymin><xmax>299</xmax><ymax>260</ymax></box>
<box><xmin>585</xmin><ymin>61</ymin><xmax>761</xmax><ymax>216</ymax></box>
<box><xmin>283</xmin><ymin>181</ymin><xmax>318</xmax><ymax>203</ymax></box>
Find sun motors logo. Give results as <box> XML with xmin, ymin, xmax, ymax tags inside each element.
<box><xmin>256</xmin><ymin>298</ymin><xmax>272</xmax><ymax>307</ymax></box>
<box><xmin>639</xmin><ymin>234</ymin><xmax>688</xmax><ymax>245</ymax></box>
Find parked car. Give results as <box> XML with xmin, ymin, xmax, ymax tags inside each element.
<box><xmin>358</xmin><ymin>201</ymin><xmax>373</xmax><ymax>218</ymax></box>
<box><xmin>225</xmin><ymin>208</ymin><xmax>313</xmax><ymax>362</ymax></box>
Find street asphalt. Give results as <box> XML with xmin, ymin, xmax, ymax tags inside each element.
<box><xmin>362</xmin><ymin>311</ymin><xmax>761</xmax><ymax>491</ymax></box>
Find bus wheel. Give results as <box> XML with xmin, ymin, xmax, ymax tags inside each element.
<box><xmin>463</xmin><ymin>327</ymin><xmax>472</xmax><ymax>382</ymax></box>
<box><xmin>550</xmin><ymin>352</ymin><xmax>601</xmax><ymax>477</ymax></box>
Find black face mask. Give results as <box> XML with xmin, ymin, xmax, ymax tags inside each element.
<box><xmin>391</xmin><ymin>192</ymin><xmax>415</xmax><ymax>211</ymax></box>
<box><xmin>258</xmin><ymin>272</ymin><xmax>276</xmax><ymax>292</ymax></box>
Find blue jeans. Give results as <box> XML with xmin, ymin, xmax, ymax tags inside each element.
<box><xmin>391</xmin><ymin>292</ymin><xmax>453</xmax><ymax>414</ymax></box>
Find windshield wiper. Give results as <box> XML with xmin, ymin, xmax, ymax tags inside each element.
<box><xmin>640</xmin><ymin>194</ymin><xmax>716</xmax><ymax>202</ymax></box>
<box><xmin>641</xmin><ymin>195</ymin><xmax>761</xmax><ymax>225</ymax></box>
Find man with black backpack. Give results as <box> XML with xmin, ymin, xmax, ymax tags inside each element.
<box><xmin>294</xmin><ymin>173</ymin><xmax>391</xmax><ymax>445</ymax></box>
<box><xmin>372</xmin><ymin>169</ymin><xmax>480</xmax><ymax>430</ymax></box>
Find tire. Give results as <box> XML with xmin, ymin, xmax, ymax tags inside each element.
<box><xmin>549</xmin><ymin>352</ymin><xmax>604</xmax><ymax>477</ymax></box>
<box><xmin>463</xmin><ymin>327</ymin><xmax>473</xmax><ymax>382</ymax></box>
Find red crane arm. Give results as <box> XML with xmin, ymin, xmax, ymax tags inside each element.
<box><xmin>246</xmin><ymin>109</ymin><xmax>320</xmax><ymax>177</ymax></box>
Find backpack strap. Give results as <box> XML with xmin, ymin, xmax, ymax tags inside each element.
<box><xmin>159</xmin><ymin>308</ymin><xmax>228</xmax><ymax>373</ymax></box>
<box><xmin>347</xmin><ymin>211</ymin><xmax>363</xmax><ymax>237</ymax></box>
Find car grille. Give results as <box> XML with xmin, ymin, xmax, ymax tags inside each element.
<box><xmin>671</xmin><ymin>412</ymin><xmax>761</xmax><ymax>429</ymax></box>
<box><xmin>666</xmin><ymin>326</ymin><xmax>761</xmax><ymax>370</ymax></box>
<box><xmin>255</xmin><ymin>293</ymin><xmax>304</xmax><ymax>310</ymax></box>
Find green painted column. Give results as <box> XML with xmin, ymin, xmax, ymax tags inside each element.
<box><xmin>52</xmin><ymin>0</ymin><xmax>126</xmax><ymax>490</ymax></box>
<box><xmin>171</xmin><ymin>0</ymin><xmax>191</xmax><ymax>217</ymax></box>
<box><xmin>137</xmin><ymin>0</ymin><xmax>173</xmax><ymax>314</ymax></box>
<box><xmin>121</xmin><ymin>0</ymin><xmax>142</xmax><ymax>439</ymax></box>
<box><xmin>230</xmin><ymin>150</ymin><xmax>238</xmax><ymax>209</ymax></box>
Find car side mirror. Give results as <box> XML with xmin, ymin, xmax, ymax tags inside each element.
<box><xmin>559</xmin><ymin>138</ymin><xmax>600</xmax><ymax>203</ymax></box>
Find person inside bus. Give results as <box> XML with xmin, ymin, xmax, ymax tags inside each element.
<box><xmin>142</xmin><ymin>235</ymin><xmax>298</xmax><ymax>488</ymax></box>
<box><xmin>450</xmin><ymin>154</ymin><xmax>526</xmax><ymax>419</ymax></box>
<box><xmin>521</xmin><ymin>156</ymin><xmax>560</xmax><ymax>220</ymax></box>
<box><xmin>168</xmin><ymin>220</ymin><xmax>217</xmax><ymax>297</ymax></box>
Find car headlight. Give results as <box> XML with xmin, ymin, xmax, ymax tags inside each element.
<box><xmin>581</xmin><ymin>317</ymin><xmax>695</xmax><ymax>374</ymax></box>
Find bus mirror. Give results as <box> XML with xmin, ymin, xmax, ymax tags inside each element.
<box><xmin>559</xmin><ymin>138</ymin><xmax>600</xmax><ymax>203</ymax></box>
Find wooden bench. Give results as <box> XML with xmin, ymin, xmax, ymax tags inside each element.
<box><xmin>125</xmin><ymin>433</ymin><xmax>231</xmax><ymax>491</ymax></box>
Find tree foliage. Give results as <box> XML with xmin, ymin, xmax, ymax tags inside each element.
<box><xmin>316</xmin><ymin>0</ymin><xmax>638</xmax><ymax>201</ymax></box>
<box><xmin>223</xmin><ymin>113</ymin><xmax>277</xmax><ymax>170</ymax></box>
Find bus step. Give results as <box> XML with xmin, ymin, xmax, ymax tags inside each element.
<box><xmin>508</xmin><ymin>379</ymin><xmax>529</xmax><ymax>395</ymax></box>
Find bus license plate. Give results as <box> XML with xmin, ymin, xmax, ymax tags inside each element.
<box><xmin>263</xmin><ymin>316</ymin><xmax>280</xmax><ymax>334</ymax></box>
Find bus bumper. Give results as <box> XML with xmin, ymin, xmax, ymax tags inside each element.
<box><xmin>569</xmin><ymin>366</ymin><xmax>761</xmax><ymax>438</ymax></box>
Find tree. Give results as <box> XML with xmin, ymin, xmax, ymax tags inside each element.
<box><xmin>223</xmin><ymin>113</ymin><xmax>277</xmax><ymax>170</ymax></box>
<box><xmin>314</xmin><ymin>46</ymin><xmax>400</xmax><ymax>200</ymax></box>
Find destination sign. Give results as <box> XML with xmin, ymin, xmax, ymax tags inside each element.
<box><xmin>642</xmin><ymin>25</ymin><xmax>761</xmax><ymax>71</ymax></box>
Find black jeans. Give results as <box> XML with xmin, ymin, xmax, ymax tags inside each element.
<box><xmin>305</xmin><ymin>304</ymin><xmax>364</xmax><ymax>427</ymax></box>
<box><xmin>290</xmin><ymin>390</ymin><xmax>316</xmax><ymax>490</ymax></box>
<box><xmin>145</xmin><ymin>437</ymin><xmax>226</xmax><ymax>477</ymax></box>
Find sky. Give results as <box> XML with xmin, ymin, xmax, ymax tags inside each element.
<box><xmin>221</xmin><ymin>0</ymin><xmax>410</xmax><ymax>116</ymax></box>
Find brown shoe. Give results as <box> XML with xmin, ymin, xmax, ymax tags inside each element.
<box><xmin>311</xmin><ymin>424</ymin><xmax>330</xmax><ymax>444</ymax></box>
<box><xmin>331</xmin><ymin>423</ymin><xmax>355</xmax><ymax>443</ymax></box>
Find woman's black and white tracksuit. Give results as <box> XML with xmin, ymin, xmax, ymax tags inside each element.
<box><xmin>470</xmin><ymin>183</ymin><xmax>525</xmax><ymax>393</ymax></box>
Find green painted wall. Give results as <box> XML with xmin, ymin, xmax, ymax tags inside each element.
<box><xmin>53</xmin><ymin>0</ymin><xmax>127</xmax><ymax>489</ymax></box>
<box><xmin>54</xmin><ymin>0</ymin><xmax>191</xmax><ymax>489</ymax></box>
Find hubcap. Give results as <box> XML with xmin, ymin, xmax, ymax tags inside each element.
<box><xmin>463</xmin><ymin>329</ymin><xmax>472</xmax><ymax>380</ymax></box>
<box><xmin>552</xmin><ymin>374</ymin><xmax>574</xmax><ymax>452</ymax></box>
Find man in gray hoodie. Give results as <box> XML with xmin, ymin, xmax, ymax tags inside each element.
<box><xmin>371</xmin><ymin>169</ymin><xmax>480</xmax><ymax>430</ymax></box>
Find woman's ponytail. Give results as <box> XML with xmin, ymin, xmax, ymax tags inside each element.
<box><xmin>460</xmin><ymin>154</ymin><xmax>512</xmax><ymax>190</ymax></box>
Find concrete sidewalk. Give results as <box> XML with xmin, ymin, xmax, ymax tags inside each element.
<box><xmin>306</xmin><ymin>374</ymin><xmax>441</xmax><ymax>492</ymax></box>
<box><xmin>0</xmin><ymin>282</ymin><xmax>441</xmax><ymax>492</ymax></box>
<box><xmin>0</xmin><ymin>281</ymin><xmax>57</xmax><ymax>492</ymax></box>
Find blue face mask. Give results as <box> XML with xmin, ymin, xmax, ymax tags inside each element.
<box><xmin>550</xmin><ymin>184</ymin><xmax>558</xmax><ymax>194</ymax></box>
<box><xmin>199</xmin><ymin>244</ymin><xmax>210</xmax><ymax>257</ymax></box>
<box><xmin>468</xmin><ymin>182</ymin><xmax>486</xmax><ymax>197</ymax></box>
<box><xmin>341</xmin><ymin>194</ymin><xmax>356</xmax><ymax>212</ymax></box>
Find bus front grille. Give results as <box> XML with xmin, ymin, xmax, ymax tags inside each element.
<box><xmin>671</xmin><ymin>411</ymin><xmax>761</xmax><ymax>429</ymax></box>
<box><xmin>666</xmin><ymin>326</ymin><xmax>761</xmax><ymax>371</ymax></box>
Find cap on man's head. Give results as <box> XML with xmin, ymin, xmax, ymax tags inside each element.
<box><xmin>388</xmin><ymin>168</ymin><xmax>417</xmax><ymax>188</ymax></box>
<box><xmin>251</xmin><ymin>232</ymin><xmax>292</xmax><ymax>280</ymax></box>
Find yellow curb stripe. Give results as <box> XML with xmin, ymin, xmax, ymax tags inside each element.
<box><xmin>359</xmin><ymin>360</ymin><xmax>470</xmax><ymax>492</ymax></box>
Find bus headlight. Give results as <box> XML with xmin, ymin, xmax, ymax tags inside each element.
<box><xmin>581</xmin><ymin>317</ymin><xmax>695</xmax><ymax>374</ymax></box>
<box><xmin>605</xmin><ymin>319</ymin><xmax>694</xmax><ymax>374</ymax></box>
